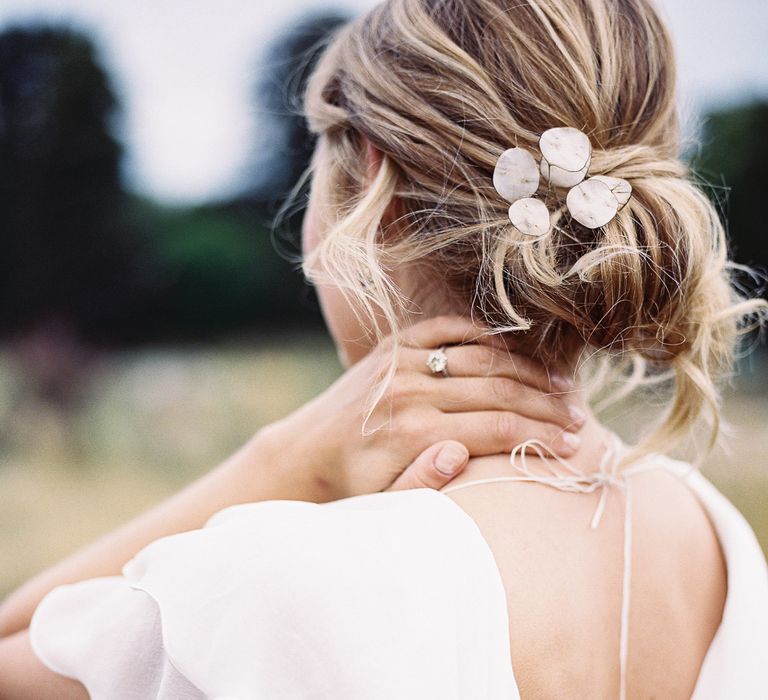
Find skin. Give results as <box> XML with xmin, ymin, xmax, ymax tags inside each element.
<box><xmin>305</xmin><ymin>135</ymin><xmax>728</xmax><ymax>698</ymax></box>
<box><xmin>0</xmin><ymin>149</ymin><xmax>585</xmax><ymax>695</ymax></box>
<box><xmin>0</xmin><ymin>133</ymin><xmax>726</xmax><ymax>698</ymax></box>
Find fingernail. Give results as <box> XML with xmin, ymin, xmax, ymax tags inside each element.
<box><xmin>435</xmin><ymin>444</ymin><xmax>466</xmax><ymax>475</ymax></box>
<box><xmin>560</xmin><ymin>432</ymin><xmax>581</xmax><ymax>451</ymax></box>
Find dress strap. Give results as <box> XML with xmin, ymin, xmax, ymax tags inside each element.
<box><xmin>618</xmin><ymin>477</ymin><xmax>632</xmax><ymax>700</ymax></box>
<box><xmin>441</xmin><ymin>434</ymin><xmax>665</xmax><ymax>700</ymax></box>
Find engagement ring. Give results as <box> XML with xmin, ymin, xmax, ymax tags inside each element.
<box><xmin>426</xmin><ymin>346</ymin><xmax>449</xmax><ymax>377</ymax></box>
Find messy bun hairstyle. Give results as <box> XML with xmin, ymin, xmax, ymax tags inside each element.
<box><xmin>299</xmin><ymin>0</ymin><xmax>766</xmax><ymax>462</ymax></box>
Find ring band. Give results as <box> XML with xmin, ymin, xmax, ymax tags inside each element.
<box><xmin>426</xmin><ymin>345</ymin><xmax>449</xmax><ymax>377</ymax></box>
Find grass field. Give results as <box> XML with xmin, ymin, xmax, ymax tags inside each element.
<box><xmin>1</xmin><ymin>336</ymin><xmax>766</xmax><ymax>599</ymax></box>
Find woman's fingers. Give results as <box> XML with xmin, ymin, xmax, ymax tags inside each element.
<box><xmin>420</xmin><ymin>376</ymin><xmax>585</xmax><ymax>431</ymax></box>
<box><xmin>401</xmin><ymin>342</ymin><xmax>572</xmax><ymax>394</ymax></box>
<box><xmin>433</xmin><ymin>411</ymin><xmax>581</xmax><ymax>458</ymax></box>
<box><xmin>387</xmin><ymin>441</ymin><xmax>469</xmax><ymax>492</ymax></box>
<box><xmin>397</xmin><ymin>315</ymin><xmax>573</xmax><ymax>393</ymax></box>
<box><xmin>399</xmin><ymin>315</ymin><xmax>487</xmax><ymax>348</ymax></box>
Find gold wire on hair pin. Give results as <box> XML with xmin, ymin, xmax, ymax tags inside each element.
<box><xmin>492</xmin><ymin>127</ymin><xmax>632</xmax><ymax>232</ymax></box>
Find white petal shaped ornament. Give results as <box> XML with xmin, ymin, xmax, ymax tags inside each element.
<box><xmin>589</xmin><ymin>175</ymin><xmax>632</xmax><ymax>208</ymax></box>
<box><xmin>539</xmin><ymin>127</ymin><xmax>592</xmax><ymax>188</ymax></box>
<box><xmin>508</xmin><ymin>197</ymin><xmax>551</xmax><ymax>237</ymax></box>
<box><xmin>566</xmin><ymin>178</ymin><xmax>619</xmax><ymax>229</ymax></box>
<box><xmin>493</xmin><ymin>147</ymin><xmax>540</xmax><ymax>203</ymax></box>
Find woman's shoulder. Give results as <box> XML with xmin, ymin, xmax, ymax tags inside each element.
<box><xmin>640</xmin><ymin>453</ymin><xmax>767</xmax><ymax>559</ymax></box>
<box><xmin>30</xmin><ymin>489</ymin><xmax>519</xmax><ymax>700</ymax></box>
<box><xmin>643</xmin><ymin>455</ymin><xmax>768</xmax><ymax>696</ymax></box>
<box><xmin>601</xmin><ymin>451</ymin><xmax>767</xmax><ymax>615</ymax></box>
<box><xmin>127</xmin><ymin>487</ymin><xmax>504</xmax><ymax>616</ymax></box>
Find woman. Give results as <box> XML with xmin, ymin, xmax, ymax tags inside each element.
<box><xmin>2</xmin><ymin>0</ymin><xmax>768</xmax><ymax>697</ymax></box>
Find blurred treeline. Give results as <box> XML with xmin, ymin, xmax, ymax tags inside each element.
<box><xmin>0</xmin><ymin>14</ymin><xmax>348</xmax><ymax>349</ymax></box>
<box><xmin>0</xmin><ymin>15</ymin><xmax>766</xmax><ymax>351</ymax></box>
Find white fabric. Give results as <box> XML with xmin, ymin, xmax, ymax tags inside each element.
<box><xmin>29</xmin><ymin>454</ymin><xmax>768</xmax><ymax>699</ymax></box>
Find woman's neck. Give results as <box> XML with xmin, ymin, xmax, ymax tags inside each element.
<box><xmin>453</xmin><ymin>411</ymin><xmax>620</xmax><ymax>486</ymax></box>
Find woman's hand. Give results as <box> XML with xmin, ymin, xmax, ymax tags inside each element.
<box><xmin>0</xmin><ymin>315</ymin><xmax>583</xmax><ymax>639</ymax></box>
<box><xmin>257</xmin><ymin>315</ymin><xmax>583</xmax><ymax>501</ymax></box>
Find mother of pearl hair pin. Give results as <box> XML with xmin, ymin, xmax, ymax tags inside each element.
<box><xmin>492</xmin><ymin>127</ymin><xmax>632</xmax><ymax>234</ymax></box>
<box><xmin>539</xmin><ymin>127</ymin><xmax>591</xmax><ymax>188</ymax></box>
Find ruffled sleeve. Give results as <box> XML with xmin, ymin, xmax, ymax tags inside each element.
<box><xmin>29</xmin><ymin>488</ymin><xmax>519</xmax><ymax>700</ymax></box>
<box><xmin>30</xmin><ymin>576</ymin><xmax>206</xmax><ymax>699</ymax></box>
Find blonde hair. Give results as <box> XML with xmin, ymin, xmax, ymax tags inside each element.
<box><xmin>299</xmin><ymin>0</ymin><xmax>766</xmax><ymax>463</ymax></box>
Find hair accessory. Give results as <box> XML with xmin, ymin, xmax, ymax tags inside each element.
<box><xmin>539</xmin><ymin>127</ymin><xmax>591</xmax><ymax>188</ymax></box>
<box><xmin>492</xmin><ymin>127</ymin><xmax>632</xmax><ymax>235</ymax></box>
<box><xmin>507</xmin><ymin>197</ymin><xmax>551</xmax><ymax>238</ymax></box>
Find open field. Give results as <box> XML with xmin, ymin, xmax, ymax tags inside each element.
<box><xmin>1</xmin><ymin>336</ymin><xmax>766</xmax><ymax>598</ymax></box>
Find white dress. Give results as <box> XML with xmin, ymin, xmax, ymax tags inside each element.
<box><xmin>29</xmin><ymin>451</ymin><xmax>768</xmax><ymax>699</ymax></box>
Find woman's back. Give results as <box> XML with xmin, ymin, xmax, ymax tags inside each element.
<box><xmin>29</xmin><ymin>438</ymin><xmax>766</xmax><ymax>699</ymax></box>
<box><xmin>445</xmin><ymin>449</ymin><xmax>727</xmax><ymax>698</ymax></box>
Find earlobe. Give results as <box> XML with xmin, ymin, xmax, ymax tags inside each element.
<box><xmin>363</xmin><ymin>135</ymin><xmax>383</xmax><ymax>185</ymax></box>
<box><xmin>360</xmin><ymin>135</ymin><xmax>404</xmax><ymax>240</ymax></box>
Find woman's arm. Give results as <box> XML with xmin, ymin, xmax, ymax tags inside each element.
<box><xmin>0</xmin><ymin>630</ymin><xmax>88</xmax><ymax>700</ymax></box>
<box><xmin>0</xmin><ymin>439</ymin><xmax>470</xmax><ymax>697</ymax></box>
<box><xmin>0</xmin><ymin>316</ymin><xmax>582</xmax><ymax>639</ymax></box>
<box><xmin>0</xmin><ymin>434</ymin><xmax>287</xmax><ymax>639</ymax></box>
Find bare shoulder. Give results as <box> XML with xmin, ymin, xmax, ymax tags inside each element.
<box><xmin>631</xmin><ymin>464</ymin><xmax>726</xmax><ymax>569</ymax></box>
<box><xmin>445</xmin><ymin>463</ymin><xmax>727</xmax><ymax>698</ymax></box>
<box><xmin>630</xmin><ymin>466</ymin><xmax>727</xmax><ymax>639</ymax></box>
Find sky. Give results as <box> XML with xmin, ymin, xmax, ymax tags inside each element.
<box><xmin>1</xmin><ymin>0</ymin><xmax>767</xmax><ymax>205</ymax></box>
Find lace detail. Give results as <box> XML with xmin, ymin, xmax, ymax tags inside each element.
<box><xmin>441</xmin><ymin>433</ymin><xmax>666</xmax><ymax>700</ymax></box>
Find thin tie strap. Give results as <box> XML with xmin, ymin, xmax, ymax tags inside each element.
<box><xmin>619</xmin><ymin>477</ymin><xmax>632</xmax><ymax>700</ymax></box>
<box><xmin>442</xmin><ymin>435</ymin><xmax>662</xmax><ymax>700</ymax></box>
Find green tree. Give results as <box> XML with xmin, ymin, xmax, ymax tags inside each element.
<box><xmin>694</xmin><ymin>100</ymin><xmax>768</xmax><ymax>274</ymax></box>
<box><xmin>126</xmin><ymin>197</ymin><xmax>317</xmax><ymax>340</ymax></box>
<box><xmin>248</xmin><ymin>11</ymin><xmax>349</xmax><ymax>204</ymax></box>
<box><xmin>0</xmin><ymin>25</ymin><xmax>144</xmax><ymax>340</ymax></box>
<box><xmin>244</xmin><ymin>11</ymin><xmax>349</xmax><ymax>307</ymax></box>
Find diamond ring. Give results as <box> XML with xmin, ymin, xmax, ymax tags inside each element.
<box><xmin>426</xmin><ymin>346</ymin><xmax>449</xmax><ymax>377</ymax></box>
